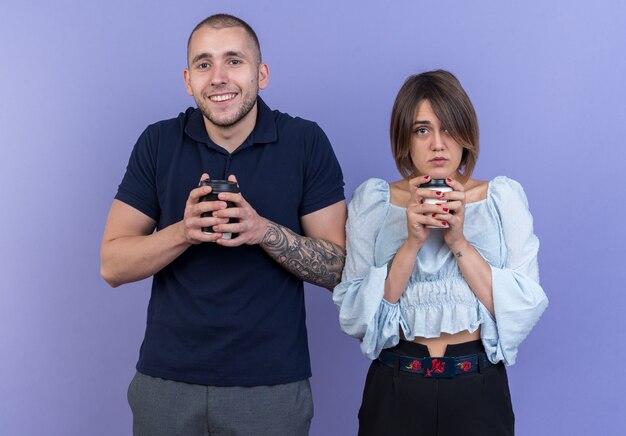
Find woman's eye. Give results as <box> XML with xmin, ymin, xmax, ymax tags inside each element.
<box><xmin>415</xmin><ymin>127</ymin><xmax>428</xmax><ymax>135</ymax></box>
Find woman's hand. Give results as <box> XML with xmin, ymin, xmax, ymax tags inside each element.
<box><xmin>406</xmin><ymin>175</ymin><xmax>436</xmax><ymax>246</ymax></box>
<box><xmin>437</xmin><ymin>177</ymin><xmax>468</xmax><ymax>249</ymax></box>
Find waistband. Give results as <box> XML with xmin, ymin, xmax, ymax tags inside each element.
<box><xmin>378</xmin><ymin>348</ymin><xmax>493</xmax><ymax>378</ymax></box>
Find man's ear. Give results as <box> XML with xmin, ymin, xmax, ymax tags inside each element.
<box><xmin>183</xmin><ymin>68</ymin><xmax>193</xmax><ymax>96</ymax></box>
<box><xmin>258</xmin><ymin>63</ymin><xmax>269</xmax><ymax>90</ymax></box>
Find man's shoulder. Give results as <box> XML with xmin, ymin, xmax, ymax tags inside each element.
<box><xmin>130</xmin><ymin>108</ymin><xmax>198</xmax><ymax>158</ymax></box>
<box><xmin>145</xmin><ymin>107</ymin><xmax>196</xmax><ymax>133</ymax></box>
<box><xmin>271</xmin><ymin>111</ymin><xmax>330</xmax><ymax>152</ymax></box>
<box><xmin>259</xmin><ymin>99</ymin><xmax>321</xmax><ymax>135</ymax></box>
<box><xmin>136</xmin><ymin>107</ymin><xmax>201</xmax><ymax>150</ymax></box>
<box><xmin>273</xmin><ymin>109</ymin><xmax>320</xmax><ymax>132</ymax></box>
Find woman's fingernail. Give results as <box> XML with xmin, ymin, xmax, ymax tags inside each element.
<box><xmin>435</xmin><ymin>191</ymin><xmax>441</xmax><ymax>195</ymax></box>
<box><xmin>441</xmin><ymin>221</ymin><xmax>447</xmax><ymax>226</ymax></box>
<box><xmin>446</xmin><ymin>178</ymin><xmax>452</xmax><ymax>182</ymax></box>
<box><xmin>443</xmin><ymin>208</ymin><xmax>449</xmax><ymax>212</ymax></box>
<box><xmin>423</xmin><ymin>175</ymin><xmax>430</xmax><ymax>179</ymax></box>
<box><xmin>432</xmin><ymin>214</ymin><xmax>437</xmax><ymax>217</ymax></box>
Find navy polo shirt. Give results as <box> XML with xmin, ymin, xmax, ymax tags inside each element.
<box><xmin>115</xmin><ymin>97</ymin><xmax>344</xmax><ymax>386</ymax></box>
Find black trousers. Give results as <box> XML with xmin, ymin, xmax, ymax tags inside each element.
<box><xmin>358</xmin><ymin>340</ymin><xmax>515</xmax><ymax>436</ymax></box>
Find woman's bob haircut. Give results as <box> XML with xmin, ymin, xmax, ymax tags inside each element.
<box><xmin>390</xmin><ymin>70</ymin><xmax>479</xmax><ymax>181</ymax></box>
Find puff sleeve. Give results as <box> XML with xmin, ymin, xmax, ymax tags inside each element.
<box><xmin>479</xmin><ymin>177</ymin><xmax>549</xmax><ymax>365</ymax></box>
<box><xmin>333</xmin><ymin>179</ymin><xmax>407</xmax><ymax>359</ymax></box>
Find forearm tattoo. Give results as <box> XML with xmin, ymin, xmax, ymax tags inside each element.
<box><xmin>261</xmin><ymin>222</ymin><xmax>346</xmax><ymax>289</ymax></box>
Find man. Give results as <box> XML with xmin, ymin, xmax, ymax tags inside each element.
<box><xmin>100</xmin><ymin>13</ymin><xmax>346</xmax><ymax>436</ymax></box>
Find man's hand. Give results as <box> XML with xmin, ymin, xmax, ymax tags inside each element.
<box><xmin>211</xmin><ymin>175</ymin><xmax>270</xmax><ymax>247</ymax></box>
<box><xmin>181</xmin><ymin>173</ymin><xmax>230</xmax><ymax>244</ymax></box>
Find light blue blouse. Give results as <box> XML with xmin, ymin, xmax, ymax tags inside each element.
<box><xmin>333</xmin><ymin>176</ymin><xmax>548</xmax><ymax>365</ymax></box>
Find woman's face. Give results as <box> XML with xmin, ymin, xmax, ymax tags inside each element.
<box><xmin>409</xmin><ymin>99</ymin><xmax>464</xmax><ymax>179</ymax></box>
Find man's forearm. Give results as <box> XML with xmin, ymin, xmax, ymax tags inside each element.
<box><xmin>260</xmin><ymin>222</ymin><xmax>346</xmax><ymax>290</ymax></box>
<box><xmin>101</xmin><ymin>221</ymin><xmax>191</xmax><ymax>287</ymax></box>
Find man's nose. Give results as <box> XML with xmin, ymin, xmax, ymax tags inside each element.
<box><xmin>210</xmin><ymin>65</ymin><xmax>228</xmax><ymax>85</ymax></box>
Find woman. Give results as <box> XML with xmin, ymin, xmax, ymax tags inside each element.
<box><xmin>333</xmin><ymin>70</ymin><xmax>548</xmax><ymax>435</ymax></box>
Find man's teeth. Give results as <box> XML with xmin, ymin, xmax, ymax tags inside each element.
<box><xmin>210</xmin><ymin>94</ymin><xmax>235</xmax><ymax>102</ymax></box>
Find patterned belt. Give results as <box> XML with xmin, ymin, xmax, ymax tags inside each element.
<box><xmin>378</xmin><ymin>349</ymin><xmax>493</xmax><ymax>378</ymax></box>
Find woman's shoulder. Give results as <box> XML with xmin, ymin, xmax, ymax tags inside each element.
<box><xmin>487</xmin><ymin>176</ymin><xmax>528</xmax><ymax>200</ymax></box>
<box><xmin>352</xmin><ymin>178</ymin><xmax>389</xmax><ymax>201</ymax></box>
<box><xmin>485</xmin><ymin>176</ymin><xmax>533</xmax><ymax>215</ymax></box>
<box><xmin>349</xmin><ymin>178</ymin><xmax>391</xmax><ymax>214</ymax></box>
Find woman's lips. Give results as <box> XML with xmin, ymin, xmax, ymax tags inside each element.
<box><xmin>429</xmin><ymin>158</ymin><xmax>448</xmax><ymax>166</ymax></box>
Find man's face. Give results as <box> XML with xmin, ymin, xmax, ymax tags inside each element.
<box><xmin>184</xmin><ymin>26</ymin><xmax>268</xmax><ymax>129</ymax></box>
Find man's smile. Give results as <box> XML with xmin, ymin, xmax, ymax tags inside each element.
<box><xmin>209</xmin><ymin>93</ymin><xmax>237</xmax><ymax>102</ymax></box>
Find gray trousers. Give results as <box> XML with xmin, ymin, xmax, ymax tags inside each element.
<box><xmin>127</xmin><ymin>372</ymin><xmax>313</xmax><ymax>436</ymax></box>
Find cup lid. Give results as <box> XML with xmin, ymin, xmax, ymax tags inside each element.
<box><xmin>199</xmin><ymin>179</ymin><xmax>240</xmax><ymax>192</ymax></box>
<box><xmin>422</xmin><ymin>178</ymin><xmax>449</xmax><ymax>188</ymax></box>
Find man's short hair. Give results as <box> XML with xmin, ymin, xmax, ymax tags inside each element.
<box><xmin>187</xmin><ymin>14</ymin><xmax>262</xmax><ymax>65</ymax></box>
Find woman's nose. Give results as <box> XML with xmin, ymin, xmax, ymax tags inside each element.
<box><xmin>431</xmin><ymin>132</ymin><xmax>445</xmax><ymax>151</ymax></box>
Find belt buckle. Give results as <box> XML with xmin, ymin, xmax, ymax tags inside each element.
<box><xmin>422</xmin><ymin>357</ymin><xmax>456</xmax><ymax>378</ymax></box>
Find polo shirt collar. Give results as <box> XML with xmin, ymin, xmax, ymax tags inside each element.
<box><xmin>184</xmin><ymin>96</ymin><xmax>277</xmax><ymax>149</ymax></box>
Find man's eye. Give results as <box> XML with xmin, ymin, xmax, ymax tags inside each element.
<box><xmin>229</xmin><ymin>59</ymin><xmax>242</xmax><ymax>65</ymax></box>
<box><xmin>198</xmin><ymin>63</ymin><xmax>210</xmax><ymax>69</ymax></box>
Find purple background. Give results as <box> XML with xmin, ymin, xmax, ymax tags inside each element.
<box><xmin>2</xmin><ymin>1</ymin><xmax>625</xmax><ymax>435</ymax></box>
